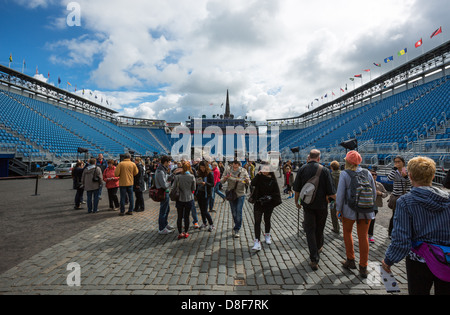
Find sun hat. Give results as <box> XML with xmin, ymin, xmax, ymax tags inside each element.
<box><xmin>345</xmin><ymin>150</ymin><xmax>362</xmax><ymax>166</ymax></box>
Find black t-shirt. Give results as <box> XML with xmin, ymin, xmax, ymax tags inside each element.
<box><xmin>293</xmin><ymin>161</ymin><xmax>336</xmax><ymax>210</ymax></box>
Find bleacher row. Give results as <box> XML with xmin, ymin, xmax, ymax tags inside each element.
<box><xmin>278</xmin><ymin>76</ymin><xmax>450</xmax><ymax>159</ymax></box>
<box><xmin>0</xmin><ymin>90</ymin><xmax>171</xmax><ymax>159</ymax></box>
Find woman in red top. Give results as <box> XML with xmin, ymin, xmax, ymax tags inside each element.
<box><xmin>103</xmin><ymin>160</ymin><xmax>120</xmax><ymax>210</ymax></box>
<box><xmin>284</xmin><ymin>166</ymin><xmax>294</xmax><ymax>199</ymax></box>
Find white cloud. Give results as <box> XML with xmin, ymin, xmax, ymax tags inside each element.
<box><xmin>35</xmin><ymin>0</ymin><xmax>448</xmax><ymax>122</ymax></box>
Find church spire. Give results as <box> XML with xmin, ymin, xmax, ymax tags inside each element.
<box><xmin>224</xmin><ymin>89</ymin><xmax>231</xmax><ymax>118</ymax></box>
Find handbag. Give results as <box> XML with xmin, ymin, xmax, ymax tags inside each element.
<box><xmin>169</xmin><ymin>178</ymin><xmax>180</xmax><ymax>201</ymax></box>
<box><xmin>149</xmin><ymin>187</ymin><xmax>166</xmax><ymax>202</ymax></box>
<box><xmin>225</xmin><ymin>172</ymin><xmax>241</xmax><ymax>201</ymax></box>
<box><xmin>92</xmin><ymin>167</ymin><xmax>101</xmax><ymax>182</ymax></box>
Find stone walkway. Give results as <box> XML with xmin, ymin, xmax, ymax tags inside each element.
<box><xmin>0</xmin><ymin>185</ymin><xmax>408</xmax><ymax>295</ymax></box>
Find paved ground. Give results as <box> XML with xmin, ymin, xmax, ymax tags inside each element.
<box><xmin>0</xmin><ymin>175</ymin><xmax>408</xmax><ymax>295</ymax></box>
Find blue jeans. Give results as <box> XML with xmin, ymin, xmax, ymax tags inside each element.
<box><xmin>209</xmin><ymin>182</ymin><xmax>226</xmax><ymax>210</ymax></box>
<box><xmin>159</xmin><ymin>192</ymin><xmax>170</xmax><ymax>231</ymax></box>
<box><xmin>229</xmin><ymin>195</ymin><xmax>245</xmax><ymax>232</ymax></box>
<box><xmin>119</xmin><ymin>186</ymin><xmax>134</xmax><ymax>214</ymax></box>
<box><xmin>86</xmin><ymin>189</ymin><xmax>99</xmax><ymax>213</ymax></box>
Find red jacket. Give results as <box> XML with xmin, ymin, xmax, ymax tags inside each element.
<box><xmin>213</xmin><ymin>167</ymin><xmax>221</xmax><ymax>185</ymax></box>
<box><xmin>103</xmin><ymin>166</ymin><xmax>119</xmax><ymax>189</ymax></box>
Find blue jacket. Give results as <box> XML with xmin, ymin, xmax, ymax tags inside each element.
<box><xmin>384</xmin><ymin>186</ymin><xmax>450</xmax><ymax>266</ymax></box>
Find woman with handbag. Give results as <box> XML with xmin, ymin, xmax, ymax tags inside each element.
<box><xmin>81</xmin><ymin>158</ymin><xmax>104</xmax><ymax>214</ymax></box>
<box><xmin>196</xmin><ymin>161</ymin><xmax>215</xmax><ymax>232</ymax></box>
<box><xmin>387</xmin><ymin>156</ymin><xmax>411</xmax><ymax>237</ymax></box>
<box><xmin>221</xmin><ymin>160</ymin><xmax>250</xmax><ymax>238</ymax></box>
<box><xmin>173</xmin><ymin>161</ymin><xmax>196</xmax><ymax>239</ymax></box>
<box><xmin>250</xmin><ymin>164</ymin><xmax>282</xmax><ymax>251</ymax></box>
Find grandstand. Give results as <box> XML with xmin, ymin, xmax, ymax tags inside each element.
<box><xmin>0</xmin><ymin>64</ymin><xmax>172</xmax><ymax>176</ymax></box>
<box><xmin>269</xmin><ymin>40</ymin><xmax>450</xmax><ymax>179</ymax></box>
<box><xmin>0</xmin><ymin>40</ymin><xmax>449</xmax><ymax>182</ymax></box>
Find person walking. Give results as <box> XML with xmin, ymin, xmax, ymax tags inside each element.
<box><xmin>103</xmin><ymin>160</ymin><xmax>119</xmax><ymax>211</ymax></box>
<box><xmin>382</xmin><ymin>156</ymin><xmax>450</xmax><ymax>295</ymax></box>
<box><xmin>250</xmin><ymin>164</ymin><xmax>282</xmax><ymax>251</ymax></box>
<box><xmin>114</xmin><ymin>153</ymin><xmax>139</xmax><ymax>216</ymax></box>
<box><xmin>81</xmin><ymin>158</ymin><xmax>104</xmax><ymax>214</ymax></box>
<box><xmin>96</xmin><ymin>153</ymin><xmax>107</xmax><ymax>200</ymax></box>
<box><xmin>221</xmin><ymin>160</ymin><xmax>250</xmax><ymax>238</ymax></box>
<box><xmin>209</xmin><ymin>162</ymin><xmax>226</xmax><ymax>211</ymax></box>
<box><xmin>293</xmin><ymin>149</ymin><xmax>336</xmax><ymax>271</ymax></box>
<box><xmin>73</xmin><ymin>161</ymin><xmax>84</xmax><ymax>210</ymax></box>
<box><xmin>387</xmin><ymin>156</ymin><xmax>412</xmax><ymax>237</ymax></box>
<box><xmin>196</xmin><ymin>161</ymin><xmax>215</xmax><ymax>231</ymax></box>
<box><xmin>155</xmin><ymin>156</ymin><xmax>176</xmax><ymax>234</ymax></box>
<box><xmin>336</xmin><ymin>151</ymin><xmax>376</xmax><ymax>278</ymax></box>
<box><xmin>284</xmin><ymin>165</ymin><xmax>294</xmax><ymax>199</ymax></box>
<box><xmin>368</xmin><ymin>170</ymin><xmax>388</xmax><ymax>243</ymax></box>
<box><xmin>133</xmin><ymin>157</ymin><xmax>146</xmax><ymax>212</ymax></box>
<box><xmin>329</xmin><ymin>161</ymin><xmax>341</xmax><ymax>234</ymax></box>
<box><xmin>173</xmin><ymin>161</ymin><xmax>196</xmax><ymax>239</ymax></box>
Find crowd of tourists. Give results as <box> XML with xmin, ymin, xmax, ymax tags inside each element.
<box><xmin>72</xmin><ymin>150</ymin><xmax>450</xmax><ymax>295</ymax></box>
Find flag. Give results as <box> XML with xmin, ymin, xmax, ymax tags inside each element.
<box><xmin>349</xmin><ymin>78</ymin><xmax>355</xmax><ymax>81</ymax></box>
<box><xmin>9</xmin><ymin>54</ymin><xmax>12</xmax><ymax>63</ymax></box>
<box><xmin>384</xmin><ymin>56</ymin><xmax>394</xmax><ymax>63</ymax></box>
<box><xmin>340</xmin><ymin>88</ymin><xmax>345</xmax><ymax>93</ymax></box>
<box><xmin>47</xmin><ymin>72</ymin><xmax>50</xmax><ymax>79</ymax></box>
<box><xmin>354</xmin><ymin>74</ymin><xmax>362</xmax><ymax>78</ymax></box>
<box><xmin>67</xmin><ymin>82</ymin><xmax>72</xmax><ymax>86</ymax></box>
<box><xmin>374</xmin><ymin>63</ymin><xmax>381</xmax><ymax>67</ymax></box>
<box><xmin>431</xmin><ymin>26</ymin><xmax>442</xmax><ymax>39</ymax></box>
<box><xmin>363</xmin><ymin>69</ymin><xmax>371</xmax><ymax>72</ymax></box>
<box><xmin>398</xmin><ymin>48</ymin><xmax>407</xmax><ymax>56</ymax></box>
<box><xmin>58</xmin><ymin>77</ymin><xmax>61</xmax><ymax>85</ymax></box>
<box><xmin>415</xmin><ymin>38</ymin><xmax>423</xmax><ymax>48</ymax></box>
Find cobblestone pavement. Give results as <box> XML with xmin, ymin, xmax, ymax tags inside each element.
<box><xmin>0</xmin><ymin>179</ymin><xmax>408</xmax><ymax>295</ymax></box>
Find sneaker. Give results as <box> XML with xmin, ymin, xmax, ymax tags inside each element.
<box><xmin>184</xmin><ymin>233</ymin><xmax>190</xmax><ymax>239</ymax></box>
<box><xmin>193</xmin><ymin>223</ymin><xmax>200</xmax><ymax>229</ymax></box>
<box><xmin>208</xmin><ymin>225</ymin><xmax>215</xmax><ymax>232</ymax></box>
<box><xmin>264</xmin><ymin>233</ymin><xmax>272</xmax><ymax>245</ymax></box>
<box><xmin>368</xmin><ymin>236</ymin><xmax>375</xmax><ymax>244</ymax></box>
<box><xmin>166</xmin><ymin>224</ymin><xmax>175</xmax><ymax>230</ymax></box>
<box><xmin>159</xmin><ymin>227</ymin><xmax>174</xmax><ymax>235</ymax></box>
<box><xmin>200</xmin><ymin>224</ymin><xmax>207</xmax><ymax>230</ymax></box>
<box><xmin>178</xmin><ymin>233</ymin><xmax>186</xmax><ymax>239</ymax></box>
<box><xmin>252</xmin><ymin>239</ymin><xmax>261</xmax><ymax>251</ymax></box>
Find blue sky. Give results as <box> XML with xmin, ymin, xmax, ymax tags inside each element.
<box><xmin>1</xmin><ymin>0</ymin><xmax>449</xmax><ymax>123</ymax></box>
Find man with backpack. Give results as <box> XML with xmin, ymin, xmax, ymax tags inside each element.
<box><xmin>293</xmin><ymin>149</ymin><xmax>336</xmax><ymax>271</ymax></box>
<box><xmin>336</xmin><ymin>150</ymin><xmax>376</xmax><ymax>278</ymax></box>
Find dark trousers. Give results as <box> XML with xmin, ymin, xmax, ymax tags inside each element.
<box><xmin>134</xmin><ymin>190</ymin><xmax>145</xmax><ymax>211</ymax></box>
<box><xmin>254</xmin><ymin>203</ymin><xmax>274</xmax><ymax>241</ymax></box>
<box><xmin>303</xmin><ymin>207</ymin><xmax>328</xmax><ymax>263</ymax></box>
<box><xmin>176</xmin><ymin>201</ymin><xmax>193</xmax><ymax>233</ymax></box>
<box><xmin>74</xmin><ymin>188</ymin><xmax>84</xmax><ymax>207</ymax></box>
<box><xmin>107</xmin><ymin>187</ymin><xmax>119</xmax><ymax>209</ymax></box>
<box><xmin>406</xmin><ymin>256</ymin><xmax>450</xmax><ymax>295</ymax></box>
<box><xmin>197</xmin><ymin>194</ymin><xmax>213</xmax><ymax>225</ymax></box>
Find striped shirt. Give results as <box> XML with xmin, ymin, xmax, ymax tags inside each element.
<box><xmin>384</xmin><ymin>186</ymin><xmax>450</xmax><ymax>266</ymax></box>
<box><xmin>387</xmin><ymin>169</ymin><xmax>411</xmax><ymax>196</ymax></box>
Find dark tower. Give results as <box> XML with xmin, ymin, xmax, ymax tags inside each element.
<box><xmin>224</xmin><ymin>89</ymin><xmax>231</xmax><ymax>119</ymax></box>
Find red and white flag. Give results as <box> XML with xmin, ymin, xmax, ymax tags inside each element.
<box><xmin>415</xmin><ymin>38</ymin><xmax>423</xmax><ymax>48</ymax></box>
